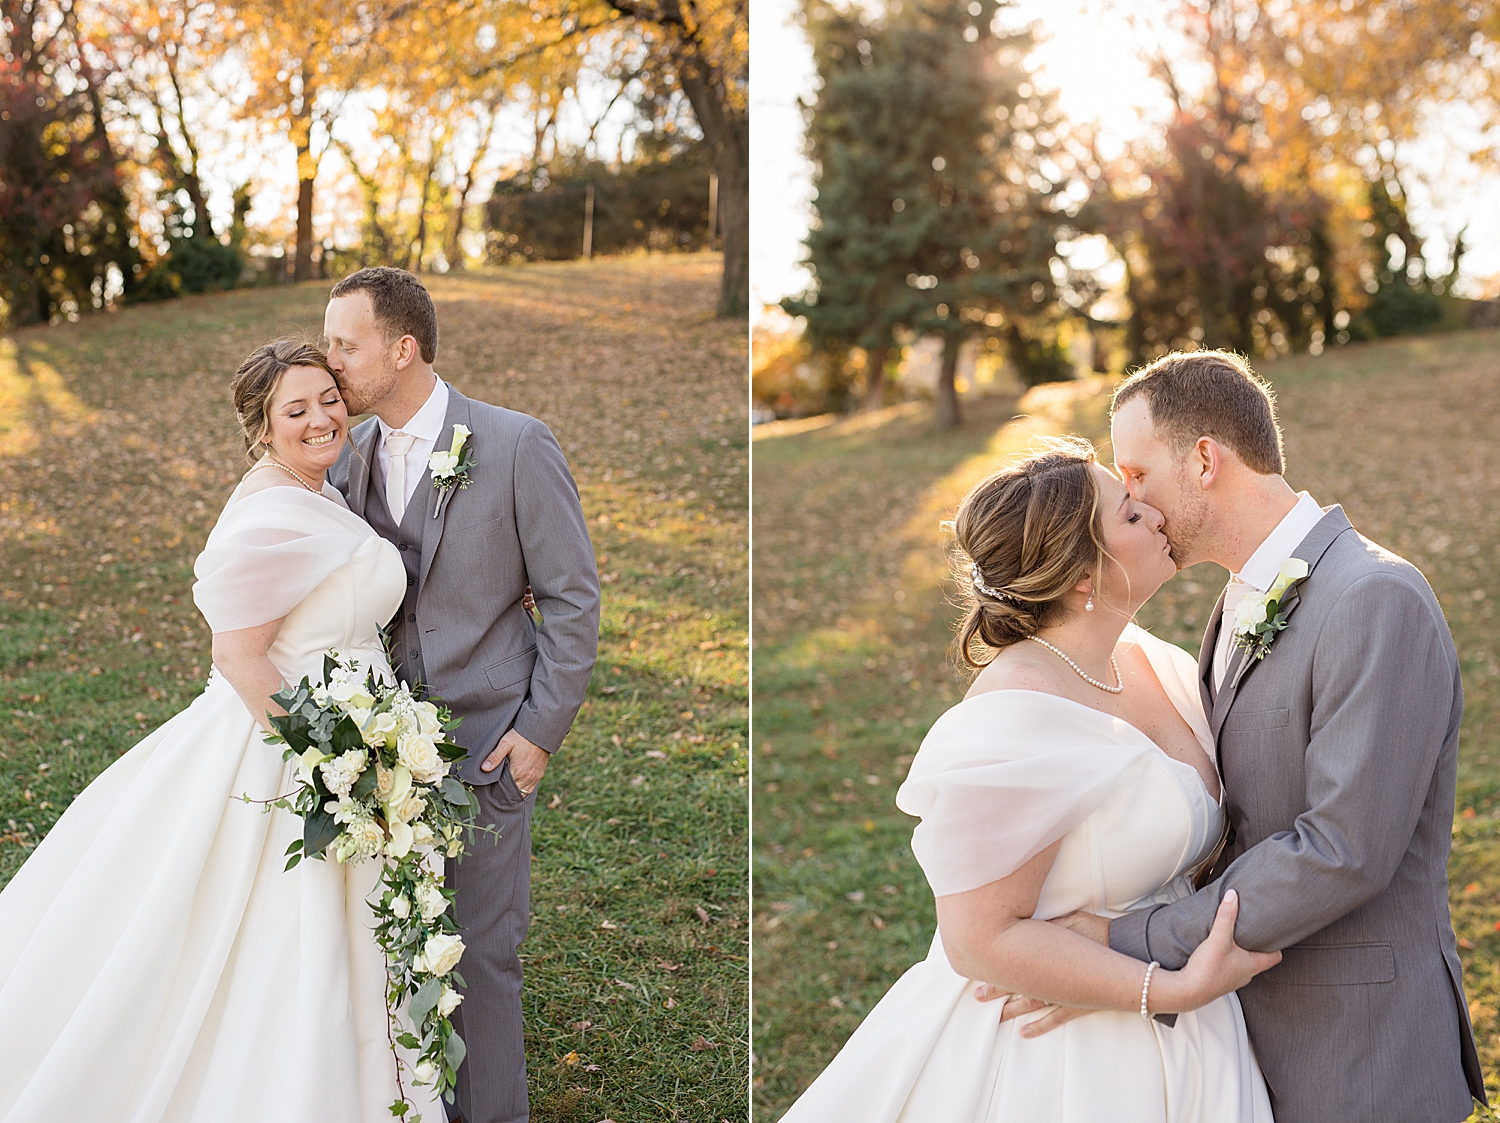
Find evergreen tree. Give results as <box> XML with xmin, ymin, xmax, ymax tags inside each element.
<box><xmin>787</xmin><ymin>0</ymin><xmax>1075</xmax><ymax>426</ymax></box>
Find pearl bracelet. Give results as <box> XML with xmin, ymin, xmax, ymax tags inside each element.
<box><xmin>1139</xmin><ymin>961</ymin><xmax>1160</xmax><ymax>1020</ymax></box>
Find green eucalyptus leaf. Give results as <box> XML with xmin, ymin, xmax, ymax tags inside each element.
<box><xmin>444</xmin><ymin>1029</ymin><xmax>467</xmax><ymax>1070</ymax></box>
<box><xmin>408</xmin><ymin>976</ymin><xmax>442</xmax><ymax>1029</ymax></box>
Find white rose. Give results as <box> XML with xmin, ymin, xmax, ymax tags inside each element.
<box><xmin>311</xmin><ymin>684</ymin><xmax>332</xmax><ymax>707</ymax></box>
<box><xmin>450</xmin><ymin>424</ymin><xmax>471</xmax><ymax>456</ymax></box>
<box><xmin>413</xmin><ymin>1060</ymin><xmax>439</xmax><ymax>1085</ymax></box>
<box><xmin>435</xmin><ymin>985</ymin><xmax>463</xmax><ymax>1018</ymax></box>
<box><xmin>412</xmin><ymin>932</ymin><xmax>465</xmax><ymax>976</ymax></box>
<box><xmin>398</xmin><ymin>732</ymin><xmax>447</xmax><ymax>784</ymax></box>
<box><xmin>416</xmin><ymin>882</ymin><xmax>448</xmax><ymax>922</ymax></box>
<box><xmin>1233</xmin><ymin>596</ymin><xmax>1269</xmax><ymax>629</ymax></box>
<box><xmin>415</xmin><ymin>701</ymin><xmax>444</xmax><ymax>736</ymax></box>
<box><xmin>390</xmin><ymin>894</ymin><xmax>412</xmax><ymax>919</ymax></box>
<box><xmin>389</xmin><ymin>791</ymin><xmax>426</xmax><ymax>825</ymax></box>
<box><xmin>411</xmin><ymin>821</ymin><xmax>437</xmax><ymax>848</ymax></box>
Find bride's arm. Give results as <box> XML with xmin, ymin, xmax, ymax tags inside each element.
<box><xmin>936</xmin><ymin>843</ymin><xmax>1280</xmax><ymax>1019</ymax></box>
<box><xmin>211</xmin><ymin>618</ymin><xmax>290</xmax><ymax>732</ymax></box>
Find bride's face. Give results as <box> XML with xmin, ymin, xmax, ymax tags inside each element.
<box><xmin>1092</xmin><ymin>466</ymin><xmax>1174</xmax><ymax>614</ymax></box>
<box><xmin>263</xmin><ymin>365</ymin><xmax>348</xmax><ymax>478</ymax></box>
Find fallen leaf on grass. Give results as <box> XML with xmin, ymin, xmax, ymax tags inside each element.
<box><xmin>569</xmin><ymin>1020</ymin><xmax>592</xmax><ymax>1032</ymax></box>
<box><xmin>654</xmin><ymin>958</ymin><xmax>682</xmax><ymax>971</ymax></box>
<box><xmin>695</xmin><ymin>905</ymin><xmax>711</xmax><ymax>924</ymax></box>
<box><xmin>561</xmin><ymin>1051</ymin><xmax>580</xmax><ymax>1066</ymax></box>
<box><xmin>664</xmin><ymin>996</ymin><xmax>679</xmax><ymax>1008</ymax></box>
<box><xmin>645</xmin><ymin>750</ymin><xmax>667</xmax><ymax>759</ymax></box>
<box><xmin>689</xmin><ymin>1035</ymin><xmax>720</xmax><ymax>1051</ymax></box>
<box><xmin>547</xmin><ymin>794</ymin><xmax>563</xmax><ymax>810</ymax></box>
<box><xmin>600</xmin><ymin>919</ymin><xmax>618</xmax><ymax>930</ymax></box>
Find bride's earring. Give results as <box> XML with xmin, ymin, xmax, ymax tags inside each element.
<box><xmin>1085</xmin><ymin>592</ymin><xmax>1095</xmax><ymax>612</ymax></box>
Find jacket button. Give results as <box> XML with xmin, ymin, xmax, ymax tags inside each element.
<box><xmin>407</xmin><ymin>576</ymin><xmax>415</xmax><ymax>586</ymax></box>
<box><xmin>410</xmin><ymin>651</ymin><xmax>419</xmax><ymax>660</ymax></box>
<box><xmin>407</xmin><ymin>614</ymin><xmax>416</xmax><ymax>623</ymax></box>
<box><xmin>398</xmin><ymin>542</ymin><xmax>409</xmax><ymax>552</ymax></box>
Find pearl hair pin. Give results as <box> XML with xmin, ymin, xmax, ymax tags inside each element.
<box><xmin>971</xmin><ymin>563</ymin><xmax>1019</xmax><ymax>604</ymax></box>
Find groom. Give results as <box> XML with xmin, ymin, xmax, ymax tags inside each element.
<box><xmin>324</xmin><ymin>266</ymin><xmax>601</xmax><ymax>1123</ymax></box>
<box><xmin>996</xmin><ymin>350</ymin><xmax>1484</xmax><ymax>1122</ymax></box>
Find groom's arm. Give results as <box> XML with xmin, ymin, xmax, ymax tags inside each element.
<box><xmin>506</xmin><ymin>418</ymin><xmax>601</xmax><ymax>754</ymax></box>
<box><xmin>1111</xmin><ymin>570</ymin><xmax>1458</xmax><ymax>969</ymax></box>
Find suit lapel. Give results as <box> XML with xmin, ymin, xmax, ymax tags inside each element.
<box><xmin>1209</xmin><ymin>505</ymin><xmax>1354</xmax><ymax>739</ymax></box>
<box><xmin>346</xmin><ymin>420</ymin><xmax>379</xmax><ymax>520</ymax></box>
<box><xmin>418</xmin><ymin>389</ymin><xmax>473</xmax><ymax>591</ymax></box>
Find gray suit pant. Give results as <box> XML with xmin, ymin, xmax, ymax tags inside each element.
<box><xmin>445</xmin><ymin>761</ymin><xmax>534</xmax><ymax>1123</ymax></box>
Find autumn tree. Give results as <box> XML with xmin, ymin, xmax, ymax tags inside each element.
<box><xmin>0</xmin><ymin>0</ymin><xmax>139</xmax><ymax>325</ymax></box>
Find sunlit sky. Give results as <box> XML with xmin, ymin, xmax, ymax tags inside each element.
<box><xmin>750</xmin><ymin>0</ymin><xmax>1500</xmax><ymax>325</ymax></box>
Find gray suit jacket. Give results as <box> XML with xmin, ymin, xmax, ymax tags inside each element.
<box><xmin>330</xmin><ymin>386</ymin><xmax>600</xmax><ymax>784</ymax></box>
<box><xmin>1111</xmin><ymin>507</ymin><xmax>1484</xmax><ymax>1123</ymax></box>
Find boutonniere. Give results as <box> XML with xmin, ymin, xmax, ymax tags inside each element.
<box><xmin>428</xmin><ymin>424</ymin><xmax>473</xmax><ymax>518</ymax></box>
<box><xmin>1230</xmin><ymin>558</ymin><xmax>1310</xmax><ymax>661</ymax></box>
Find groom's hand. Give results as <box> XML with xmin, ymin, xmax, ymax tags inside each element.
<box><xmin>1051</xmin><ymin>909</ymin><xmax>1111</xmax><ymax>946</ymax></box>
<box><xmin>483</xmin><ymin>728</ymin><xmax>550</xmax><ymax>795</ymax></box>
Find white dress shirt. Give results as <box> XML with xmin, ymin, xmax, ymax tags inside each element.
<box><xmin>375</xmin><ymin>377</ymin><xmax>450</xmax><ymax>516</ymax></box>
<box><xmin>1212</xmin><ymin>491</ymin><xmax>1326</xmax><ymax>690</ymax></box>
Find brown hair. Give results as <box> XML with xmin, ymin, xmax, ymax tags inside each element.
<box><xmin>1111</xmin><ymin>350</ymin><xmax>1284</xmax><ymax>474</ymax></box>
<box><xmin>952</xmin><ymin>437</ymin><xmax>1116</xmax><ymax>668</ymax></box>
<box><xmin>230</xmin><ymin>339</ymin><xmax>339</xmax><ymax>461</ymax></box>
<box><xmin>328</xmin><ymin>266</ymin><xmax>439</xmax><ymax>363</ymax></box>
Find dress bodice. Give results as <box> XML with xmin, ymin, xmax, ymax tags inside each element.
<box><xmin>1036</xmin><ymin>736</ymin><xmax>1222</xmax><ymax>919</ymax></box>
<box><xmin>267</xmin><ymin>533</ymin><xmax>406</xmax><ymax>682</ymax></box>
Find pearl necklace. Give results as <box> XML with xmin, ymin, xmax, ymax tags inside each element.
<box><xmin>1026</xmin><ymin>635</ymin><xmax>1124</xmax><ymax>693</ymax></box>
<box><xmin>253</xmin><ymin>455</ymin><xmax>324</xmax><ymax>495</ymax></box>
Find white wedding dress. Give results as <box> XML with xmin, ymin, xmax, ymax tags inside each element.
<box><xmin>0</xmin><ymin>482</ymin><xmax>443</xmax><ymax>1123</ymax></box>
<box><xmin>779</xmin><ymin>626</ymin><xmax>1273</xmax><ymax>1123</ymax></box>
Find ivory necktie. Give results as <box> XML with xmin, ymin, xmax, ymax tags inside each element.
<box><xmin>384</xmin><ymin>430</ymin><xmax>416</xmax><ymax>521</ymax></box>
<box><xmin>1212</xmin><ymin>578</ymin><xmax>1257</xmax><ymax>691</ymax></box>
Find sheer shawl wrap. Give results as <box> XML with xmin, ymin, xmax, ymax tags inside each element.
<box><xmin>192</xmin><ymin>485</ymin><xmax>376</xmax><ymax>633</ymax></box>
<box><xmin>894</xmin><ymin>626</ymin><xmax>1211</xmax><ymax>897</ymax></box>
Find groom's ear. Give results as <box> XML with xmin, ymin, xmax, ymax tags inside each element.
<box><xmin>1191</xmin><ymin>436</ymin><xmax>1223</xmax><ymax>490</ymax></box>
<box><xmin>392</xmin><ymin>334</ymin><xmax>419</xmax><ymax>370</ymax></box>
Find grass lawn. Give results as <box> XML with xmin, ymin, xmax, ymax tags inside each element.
<box><xmin>751</xmin><ymin>331</ymin><xmax>1500</xmax><ymax>1120</ymax></box>
<box><xmin>0</xmin><ymin>252</ymin><xmax>748</xmax><ymax>1122</ymax></box>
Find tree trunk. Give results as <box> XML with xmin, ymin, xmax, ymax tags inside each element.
<box><xmin>935</xmin><ymin>334</ymin><xmax>962</xmax><ymax>429</ymax></box>
<box><xmin>864</xmin><ymin>345</ymin><xmax>889</xmax><ymax>411</ymax></box>
<box><xmin>671</xmin><ymin>50</ymin><xmax>747</xmax><ymax>318</ymax></box>
<box><xmin>294</xmin><ymin>168</ymin><xmax>316</xmax><ymax>281</ymax></box>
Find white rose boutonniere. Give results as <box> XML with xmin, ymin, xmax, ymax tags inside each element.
<box><xmin>428</xmin><ymin>424</ymin><xmax>473</xmax><ymax>516</ymax></box>
<box><xmin>1230</xmin><ymin>558</ymin><xmax>1310</xmax><ymax>662</ymax></box>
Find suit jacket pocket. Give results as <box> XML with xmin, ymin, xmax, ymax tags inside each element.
<box><xmin>1261</xmin><ymin>942</ymin><xmax>1395</xmax><ymax>986</ymax></box>
<box><xmin>485</xmin><ymin>646</ymin><xmax>537</xmax><ymax>692</ymax></box>
<box><xmin>1223</xmin><ymin>707</ymin><xmax>1291</xmax><ymax>732</ymax></box>
<box><xmin>445</xmin><ymin>513</ymin><xmax>507</xmax><ymax>542</ymax></box>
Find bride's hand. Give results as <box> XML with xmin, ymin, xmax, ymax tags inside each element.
<box><xmin>1154</xmin><ymin>889</ymin><xmax>1281</xmax><ymax>1013</ymax></box>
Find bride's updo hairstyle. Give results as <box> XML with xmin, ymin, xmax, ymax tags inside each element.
<box><xmin>230</xmin><ymin>339</ymin><xmax>340</xmax><ymax>462</ymax></box>
<box><xmin>952</xmin><ymin>436</ymin><xmax>1114</xmax><ymax>668</ymax></box>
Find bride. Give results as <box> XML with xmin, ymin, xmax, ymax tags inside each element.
<box><xmin>0</xmin><ymin>341</ymin><xmax>445</xmax><ymax>1122</ymax></box>
<box><xmin>778</xmin><ymin>438</ymin><xmax>1280</xmax><ymax>1123</ymax></box>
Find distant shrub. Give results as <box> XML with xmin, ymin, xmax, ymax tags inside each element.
<box><xmin>486</xmin><ymin>145</ymin><xmax>716</xmax><ymax>263</ymax></box>
<box><xmin>127</xmin><ymin>237</ymin><xmax>243</xmax><ymax>303</ymax></box>
<box><xmin>1354</xmin><ymin>282</ymin><xmax>1444</xmax><ymax>338</ymax></box>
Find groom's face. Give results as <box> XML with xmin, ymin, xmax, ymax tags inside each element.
<box><xmin>324</xmin><ymin>292</ymin><xmax>399</xmax><ymax>416</ymax></box>
<box><xmin>1111</xmin><ymin>397</ymin><xmax>1206</xmax><ymax>568</ymax></box>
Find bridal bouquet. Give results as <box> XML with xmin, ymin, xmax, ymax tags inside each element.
<box><xmin>260</xmin><ymin>653</ymin><xmax>481</xmax><ymax>1115</ymax></box>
